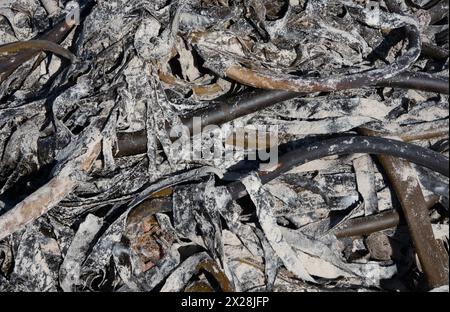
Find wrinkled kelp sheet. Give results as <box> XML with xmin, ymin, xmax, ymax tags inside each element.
<box><xmin>0</xmin><ymin>0</ymin><xmax>448</xmax><ymax>292</ymax></box>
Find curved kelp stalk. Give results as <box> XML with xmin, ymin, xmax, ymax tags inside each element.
<box><xmin>225</xmin><ymin>5</ymin><xmax>423</xmax><ymax>93</ymax></box>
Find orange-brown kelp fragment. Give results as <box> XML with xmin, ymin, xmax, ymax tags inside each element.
<box><xmin>125</xmin><ymin>198</ymin><xmax>175</xmax><ymax>272</ymax></box>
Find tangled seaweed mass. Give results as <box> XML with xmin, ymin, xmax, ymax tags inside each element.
<box><xmin>0</xmin><ymin>0</ymin><xmax>448</xmax><ymax>292</ymax></box>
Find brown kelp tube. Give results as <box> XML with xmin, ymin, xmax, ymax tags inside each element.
<box><xmin>223</xmin><ymin>4</ymin><xmax>423</xmax><ymax>93</ymax></box>
<box><xmin>0</xmin><ymin>40</ymin><xmax>77</xmax><ymax>61</ymax></box>
<box><xmin>0</xmin><ymin>0</ymin><xmax>95</xmax><ymax>83</ymax></box>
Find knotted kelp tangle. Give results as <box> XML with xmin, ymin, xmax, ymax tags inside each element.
<box><xmin>0</xmin><ymin>0</ymin><xmax>448</xmax><ymax>292</ymax></box>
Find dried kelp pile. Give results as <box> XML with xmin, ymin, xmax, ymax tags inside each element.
<box><xmin>0</xmin><ymin>0</ymin><xmax>449</xmax><ymax>292</ymax></box>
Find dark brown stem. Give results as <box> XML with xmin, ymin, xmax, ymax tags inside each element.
<box><xmin>360</xmin><ymin>128</ymin><xmax>449</xmax><ymax>289</ymax></box>
<box><xmin>0</xmin><ymin>0</ymin><xmax>95</xmax><ymax>83</ymax></box>
<box><xmin>114</xmin><ymin>90</ymin><xmax>298</xmax><ymax>157</ymax></box>
<box><xmin>0</xmin><ymin>40</ymin><xmax>77</xmax><ymax>62</ymax></box>
<box><xmin>421</xmin><ymin>42</ymin><xmax>449</xmax><ymax>61</ymax></box>
<box><xmin>334</xmin><ymin>210</ymin><xmax>401</xmax><ymax>239</ymax></box>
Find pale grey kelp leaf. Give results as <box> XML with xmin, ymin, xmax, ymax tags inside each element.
<box><xmin>241</xmin><ymin>173</ymin><xmax>315</xmax><ymax>283</ymax></box>
<box><xmin>240</xmin><ymin>173</ymin><xmax>397</xmax><ymax>286</ymax></box>
<box><xmin>172</xmin><ymin>181</ymin><xmax>225</xmax><ymax>260</ymax></box>
<box><xmin>59</xmin><ymin>214</ymin><xmax>104</xmax><ymax>292</ymax></box>
<box><xmin>79</xmin><ymin>210</ymin><xmax>128</xmax><ymax>291</ymax></box>
<box><xmin>208</xmin><ymin>185</ymin><xmax>280</xmax><ymax>291</ymax></box>
<box><xmin>280</xmin><ymin>228</ymin><xmax>397</xmax><ymax>286</ymax></box>
<box><xmin>0</xmin><ymin>120</ymin><xmax>40</xmax><ymax>194</ymax></box>
<box><xmin>7</xmin><ymin>218</ymin><xmax>62</xmax><ymax>292</ymax></box>
<box><xmin>160</xmin><ymin>252</ymin><xmax>210</xmax><ymax>292</ymax></box>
